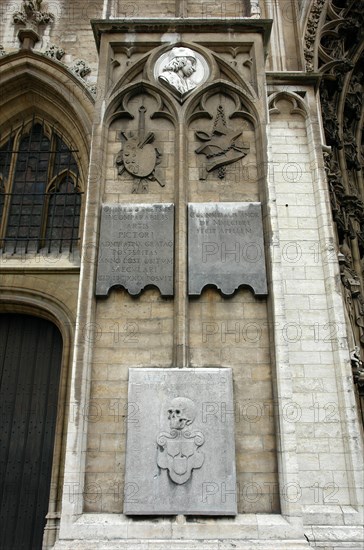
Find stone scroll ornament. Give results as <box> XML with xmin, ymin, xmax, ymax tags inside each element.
<box><xmin>195</xmin><ymin>104</ymin><xmax>250</xmax><ymax>179</ymax></box>
<box><xmin>157</xmin><ymin>397</ymin><xmax>205</xmax><ymax>485</ymax></box>
<box><xmin>116</xmin><ymin>105</ymin><xmax>164</xmax><ymax>193</ymax></box>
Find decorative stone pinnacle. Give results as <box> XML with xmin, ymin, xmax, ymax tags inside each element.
<box><xmin>13</xmin><ymin>0</ymin><xmax>54</xmax><ymax>49</ymax></box>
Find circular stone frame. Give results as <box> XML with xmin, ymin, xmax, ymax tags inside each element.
<box><xmin>154</xmin><ymin>47</ymin><xmax>210</xmax><ymax>95</ymax></box>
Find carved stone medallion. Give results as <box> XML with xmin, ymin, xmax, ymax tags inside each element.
<box><xmin>155</xmin><ymin>47</ymin><xmax>209</xmax><ymax>97</ymax></box>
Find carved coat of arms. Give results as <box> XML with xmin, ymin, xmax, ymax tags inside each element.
<box><xmin>157</xmin><ymin>397</ymin><xmax>205</xmax><ymax>484</ymax></box>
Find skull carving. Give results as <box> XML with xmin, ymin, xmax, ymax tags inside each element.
<box><xmin>167</xmin><ymin>397</ymin><xmax>196</xmax><ymax>430</ymax></box>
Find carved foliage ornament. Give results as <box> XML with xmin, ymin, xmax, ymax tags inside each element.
<box><xmin>304</xmin><ymin>0</ymin><xmax>326</xmax><ymax>72</ymax></box>
<box><xmin>339</xmin><ymin>242</ymin><xmax>364</xmax><ymax>396</ymax></box>
<box><xmin>351</xmin><ymin>346</ymin><xmax>364</xmax><ymax>394</ymax></box>
<box><xmin>157</xmin><ymin>397</ymin><xmax>205</xmax><ymax>485</ymax></box>
<box><xmin>70</xmin><ymin>60</ymin><xmax>91</xmax><ymax>79</ymax></box>
<box><xmin>314</xmin><ymin>1</ymin><xmax>364</xmax><ymax>413</ymax></box>
<box><xmin>44</xmin><ymin>44</ymin><xmax>65</xmax><ymax>61</ymax></box>
<box><xmin>13</xmin><ymin>0</ymin><xmax>54</xmax><ymax>45</ymax></box>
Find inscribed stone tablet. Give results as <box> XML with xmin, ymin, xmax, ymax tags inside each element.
<box><xmin>188</xmin><ymin>202</ymin><xmax>267</xmax><ymax>296</ymax></box>
<box><xmin>124</xmin><ymin>368</ymin><xmax>237</xmax><ymax>516</ymax></box>
<box><xmin>96</xmin><ymin>203</ymin><xmax>174</xmax><ymax>296</ymax></box>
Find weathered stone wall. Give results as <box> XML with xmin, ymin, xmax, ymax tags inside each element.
<box><xmin>0</xmin><ymin>0</ymin><xmax>102</xmax><ymax>81</ymax></box>
<box><xmin>83</xmin><ymin>26</ymin><xmax>278</xmax><ymax>514</ymax></box>
<box><xmin>267</xmin><ymin>89</ymin><xmax>361</xmax><ymax>529</ymax></box>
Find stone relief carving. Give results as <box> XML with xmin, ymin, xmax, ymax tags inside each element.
<box><xmin>155</xmin><ymin>47</ymin><xmax>208</xmax><ymax>97</ymax></box>
<box><xmin>41</xmin><ymin>45</ymin><xmax>95</xmax><ymax>95</ymax></box>
<box><xmin>157</xmin><ymin>397</ymin><xmax>205</xmax><ymax>485</ymax></box>
<box><xmin>195</xmin><ymin>104</ymin><xmax>250</xmax><ymax>179</ymax></box>
<box><xmin>13</xmin><ymin>0</ymin><xmax>54</xmax><ymax>46</ymax></box>
<box><xmin>343</xmin><ymin>125</ymin><xmax>362</xmax><ymax>172</ymax></box>
<box><xmin>13</xmin><ymin>0</ymin><xmax>54</xmax><ymax>26</ymax></box>
<box><xmin>0</xmin><ymin>45</ymin><xmax>6</xmax><ymax>56</ymax></box>
<box><xmin>320</xmin><ymin>87</ymin><xmax>342</xmax><ymax>149</ymax></box>
<box><xmin>116</xmin><ymin>105</ymin><xmax>163</xmax><ymax>193</ymax></box>
<box><xmin>324</xmin><ymin>151</ymin><xmax>345</xmax><ymax>226</ymax></box>
<box><xmin>87</xmin><ymin>84</ymin><xmax>97</xmax><ymax>97</ymax></box>
<box><xmin>318</xmin><ymin>2</ymin><xmax>364</xmax><ymax>405</ymax></box>
<box><xmin>345</xmin><ymin>72</ymin><xmax>363</xmax><ymax>120</ymax></box>
<box><xmin>351</xmin><ymin>346</ymin><xmax>364</xmax><ymax>391</ymax></box>
<box><xmin>339</xmin><ymin>243</ymin><xmax>364</xmax><ymax>346</ymax></box>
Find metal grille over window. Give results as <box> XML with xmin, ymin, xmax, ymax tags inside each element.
<box><xmin>0</xmin><ymin>120</ymin><xmax>82</xmax><ymax>254</ymax></box>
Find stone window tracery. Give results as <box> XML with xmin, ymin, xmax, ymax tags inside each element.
<box><xmin>0</xmin><ymin>120</ymin><xmax>82</xmax><ymax>254</ymax></box>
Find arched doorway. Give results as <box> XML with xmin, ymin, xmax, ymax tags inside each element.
<box><xmin>0</xmin><ymin>313</ymin><xmax>63</xmax><ymax>550</ymax></box>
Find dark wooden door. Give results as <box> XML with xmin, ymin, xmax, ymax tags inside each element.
<box><xmin>0</xmin><ymin>314</ymin><xmax>63</xmax><ymax>550</ymax></box>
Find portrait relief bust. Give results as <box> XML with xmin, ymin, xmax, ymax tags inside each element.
<box><xmin>155</xmin><ymin>46</ymin><xmax>208</xmax><ymax>95</ymax></box>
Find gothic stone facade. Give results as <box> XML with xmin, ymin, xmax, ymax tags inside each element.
<box><xmin>0</xmin><ymin>1</ymin><xmax>363</xmax><ymax>549</ymax></box>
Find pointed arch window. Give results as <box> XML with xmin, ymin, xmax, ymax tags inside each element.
<box><xmin>0</xmin><ymin>120</ymin><xmax>82</xmax><ymax>254</ymax></box>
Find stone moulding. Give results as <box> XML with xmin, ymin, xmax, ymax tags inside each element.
<box><xmin>90</xmin><ymin>18</ymin><xmax>273</xmax><ymax>54</ymax></box>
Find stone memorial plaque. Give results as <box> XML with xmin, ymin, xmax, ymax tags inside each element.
<box><xmin>188</xmin><ymin>202</ymin><xmax>267</xmax><ymax>296</ymax></box>
<box><xmin>124</xmin><ymin>368</ymin><xmax>237</xmax><ymax>516</ymax></box>
<box><xmin>96</xmin><ymin>203</ymin><xmax>174</xmax><ymax>296</ymax></box>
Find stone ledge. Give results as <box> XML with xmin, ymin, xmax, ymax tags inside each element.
<box><xmin>91</xmin><ymin>18</ymin><xmax>273</xmax><ymax>51</ymax></box>
<box><xmin>57</xmin><ymin>513</ymin><xmax>304</xmax><ymax>543</ymax></box>
<box><xmin>0</xmin><ymin>252</ymin><xmax>81</xmax><ymax>272</ymax></box>
<box><xmin>53</xmin><ymin>540</ymin><xmax>310</xmax><ymax>550</ymax></box>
